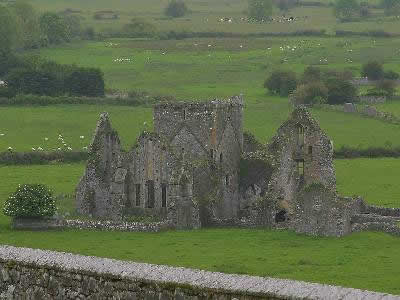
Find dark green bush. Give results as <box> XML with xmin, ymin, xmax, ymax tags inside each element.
<box><xmin>361</xmin><ymin>61</ymin><xmax>384</xmax><ymax>80</ymax></box>
<box><xmin>0</xmin><ymin>151</ymin><xmax>89</xmax><ymax>165</ymax></box>
<box><xmin>325</xmin><ymin>77</ymin><xmax>358</xmax><ymax>104</ymax></box>
<box><xmin>384</xmin><ymin>70</ymin><xmax>400</xmax><ymax>80</ymax></box>
<box><xmin>264</xmin><ymin>70</ymin><xmax>297</xmax><ymax>97</ymax></box>
<box><xmin>292</xmin><ymin>82</ymin><xmax>328</xmax><ymax>105</ymax></box>
<box><xmin>3</xmin><ymin>184</ymin><xmax>56</xmax><ymax>218</ymax></box>
<box><xmin>165</xmin><ymin>0</ymin><xmax>188</xmax><ymax>18</ymax></box>
<box><xmin>367</xmin><ymin>80</ymin><xmax>397</xmax><ymax>97</ymax></box>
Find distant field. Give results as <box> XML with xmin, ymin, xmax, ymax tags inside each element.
<box><xmin>0</xmin><ymin>161</ymin><xmax>399</xmax><ymax>295</ymax></box>
<box><xmin>29</xmin><ymin>0</ymin><xmax>400</xmax><ymax>35</ymax></box>
<box><xmin>2</xmin><ymin>102</ymin><xmax>400</xmax><ymax>152</ymax></box>
<box><xmin>375</xmin><ymin>100</ymin><xmax>400</xmax><ymax>118</ymax></box>
<box><xmin>32</xmin><ymin>38</ymin><xmax>400</xmax><ymax>94</ymax></box>
<box><xmin>335</xmin><ymin>158</ymin><xmax>400</xmax><ymax>208</ymax></box>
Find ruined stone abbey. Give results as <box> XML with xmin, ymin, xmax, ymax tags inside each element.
<box><xmin>76</xmin><ymin>95</ymin><xmax>400</xmax><ymax>237</ymax></box>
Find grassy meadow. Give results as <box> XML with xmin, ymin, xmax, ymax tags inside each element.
<box><xmin>2</xmin><ymin>100</ymin><xmax>400</xmax><ymax>152</ymax></box>
<box><xmin>28</xmin><ymin>0</ymin><xmax>400</xmax><ymax>35</ymax></box>
<box><xmin>0</xmin><ymin>227</ymin><xmax>399</xmax><ymax>295</ymax></box>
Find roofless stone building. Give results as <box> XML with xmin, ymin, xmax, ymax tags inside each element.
<box><xmin>76</xmin><ymin>95</ymin><xmax>400</xmax><ymax>236</ymax></box>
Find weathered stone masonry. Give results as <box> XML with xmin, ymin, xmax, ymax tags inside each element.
<box><xmin>1</xmin><ymin>245</ymin><xmax>400</xmax><ymax>300</ymax></box>
<box><xmin>76</xmin><ymin>97</ymin><xmax>400</xmax><ymax>237</ymax></box>
<box><xmin>77</xmin><ymin>96</ymin><xmax>244</xmax><ymax>229</ymax></box>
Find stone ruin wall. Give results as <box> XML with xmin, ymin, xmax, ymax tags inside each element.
<box><xmin>264</xmin><ymin>108</ymin><xmax>337</xmax><ymax>228</ymax></box>
<box><xmin>76</xmin><ymin>96</ymin><xmax>244</xmax><ymax>227</ymax></box>
<box><xmin>2</xmin><ymin>245</ymin><xmax>399</xmax><ymax>300</ymax></box>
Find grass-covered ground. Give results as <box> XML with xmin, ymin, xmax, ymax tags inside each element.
<box><xmin>29</xmin><ymin>0</ymin><xmax>400</xmax><ymax>35</ymax></box>
<box><xmin>0</xmin><ymin>227</ymin><xmax>399</xmax><ymax>295</ymax></box>
<box><xmin>33</xmin><ymin>37</ymin><xmax>400</xmax><ymax>93</ymax></box>
<box><xmin>2</xmin><ymin>101</ymin><xmax>400</xmax><ymax>152</ymax></box>
<box><xmin>335</xmin><ymin>158</ymin><xmax>400</xmax><ymax>208</ymax></box>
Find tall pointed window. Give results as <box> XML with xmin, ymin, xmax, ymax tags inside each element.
<box><xmin>162</xmin><ymin>184</ymin><xmax>167</xmax><ymax>208</ymax></box>
<box><xmin>135</xmin><ymin>184</ymin><xmax>141</xmax><ymax>206</ymax></box>
<box><xmin>297</xmin><ymin>160</ymin><xmax>304</xmax><ymax>178</ymax></box>
<box><xmin>147</xmin><ymin>180</ymin><xmax>155</xmax><ymax>208</ymax></box>
<box><xmin>297</xmin><ymin>124</ymin><xmax>305</xmax><ymax>147</ymax></box>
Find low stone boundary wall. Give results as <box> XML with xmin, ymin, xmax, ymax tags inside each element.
<box><xmin>1</xmin><ymin>245</ymin><xmax>400</xmax><ymax>299</ymax></box>
<box><xmin>352</xmin><ymin>222</ymin><xmax>400</xmax><ymax>237</ymax></box>
<box><xmin>319</xmin><ymin>104</ymin><xmax>400</xmax><ymax>125</ymax></box>
<box><xmin>12</xmin><ymin>218</ymin><xmax>173</xmax><ymax>232</ymax></box>
<box><xmin>363</xmin><ymin>204</ymin><xmax>400</xmax><ymax>217</ymax></box>
<box><xmin>359</xmin><ymin>96</ymin><xmax>386</xmax><ymax>104</ymax></box>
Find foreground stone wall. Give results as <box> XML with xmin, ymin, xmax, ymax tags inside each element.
<box><xmin>1</xmin><ymin>246</ymin><xmax>399</xmax><ymax>300</ymax></box>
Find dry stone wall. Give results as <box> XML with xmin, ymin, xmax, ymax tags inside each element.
<box><xmin>1</xmin><ymin>245</ymin><xmax>400</xmax><ymax>300</ymax></box>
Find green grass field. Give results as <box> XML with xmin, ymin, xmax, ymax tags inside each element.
<box><xmin>2</xmin><ymin>102</ymin><xmax>400</xmax><ymax>152</ymax></box>
<box><xmin>0</xmin><ymin>227</ymin><xmax>399</xmax><ymax>294</ymax></box>
<box><xmin>28</xmin><ymin>0</ymin><xmax>400</xmax><ymax>35</ymax></box>
<box><xmin>32</xmin><ymin>37</ymin><xmax>400</xmax><ymax>94</ymax></box>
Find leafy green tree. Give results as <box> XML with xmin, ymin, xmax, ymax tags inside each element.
<box><xmin>64</xmin><ymin>68</ymin><xmax>105</xmax><ymax>97</ymax></box>
<box><xmin>0</xmin><ymin>6</ymin><xmax>16</xmax><ymax>56</ymax></box>
<box><xmin>301</xmin><ymin>66</ymin><xmax>322</xmax><ymax>84</ymax></box>
<box><xmin>292</xmin><ymin>82</ymin><xmax>328</xmax><ymax>105</ymax></box>
<box><xmin>165</xmin><ymin>0</ymin><xmax>188</xmax><ymax>18</ymax></box>
<box><xmin>274</xmin><ymin>0</ymin><xmax>297</xmax><ymax>12</ymax></box>
<box><xmin>361</xmin><ymin>61</ymin><xmax>384</xmax><ymax>80</ymax></box>
<box><xmin>39</xmin><ymin>12</ymin><xmax>69</xmax><ymax>44</ymax></box>
<box><xmin>3</xmin><ymin>184</ymin><xmax>56</xmax><ymax>218</ymax></box>
<box><xmin>12</xmin><ymin>1</ymin><xmax>43</xmax><ymax>49</ymax></box>
<box><xmin>325</xmin><ymin>78</ymin><xmax>358</xmax><ymax>104</ymax></box>
<box><xmin>333</xmin><ymin>0</ymin><xmax>360</xmax><ymax>21</ymax></box>
<box><xmin>381</xmin><ymin>0</ymin><xmax>400</xmax><ymax>15</ymax></box>
<box><xmin>264</xmin><ymin>70</ymin><xmax>297</xmax><ymax>97</ymax></box>
<box><xmin>248</xmin><ymin>0</ymin><xmax>273</xmax><ymax>21</ymax></box>
<box><xmin>367</xmin><ymin>80</ymin><xmax>397</xmax><ymax>97</ymax></box>
<box><xmin>384</xmin><ymin>70</ymin><xmax>400</xmax><ymax>80</ymax></box>
<box><xmin>359</xmin><ymin>1</ymin><xmax>370</xmax><ymax>17</ymax></box>
<box><xmin>6</xmin><ymin>68</ymin><xmax>63</xmax><ymax>96</ymax></box>
<box><xmin>62</xmin><ymin>14</ymin><xmax>82</xmax><ymax>40</ymax></box>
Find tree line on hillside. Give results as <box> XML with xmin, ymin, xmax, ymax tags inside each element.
<box><xmin>0</xmin><ymin>55</ymin><xmax>104</xmax><ymax>98</ymax></box>
<box><xmin>264</xmin><ymin>62</ymin><xmax>399</xmax><ymax>105</ymax></box>
<box><xmin>0</xmin><ymin>2</ymin><xmax>104</xmax><ymax>98</ymax></box>
<box><xmin>0</xmin><ymin>1</ymin><xmax>94</xmax><ymax>54</ymax></box>
<box><xmin>246</xmin><ymin>0</ymin><xmax>400</xmax><ymax>23</ymax></box>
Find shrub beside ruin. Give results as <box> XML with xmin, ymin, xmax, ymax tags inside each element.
<box><xmin>3</xmin><ymin>184</ymin><xmax>56</xmax><ymax>219</ymax></box>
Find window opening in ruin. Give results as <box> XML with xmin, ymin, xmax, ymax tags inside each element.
<box><xmin>220</xmin><ymin>153</ymin><xmax>223</xmax><ymax>163</ymax></box>
<box><xmin>297</xmin><ymin>160</ymin><xmax>304</xmax><ymax>178</ymax></box>
<box><xmin>225</xmin><ymin>174</ymin><xmax>230</xmax><ymax>186</ymax></box>
<box><xmin>308</xmin><ymin>145</ymin><xmax>313</xmax><ymax>155</ymax></box>
<box><xmin>297</xmin><ymin>124</ymin><xmax>305</xmax><ymax>147</ymax></box>
<box><xmin>147</xmin><ymin>180</ymin><xmax>155</xmax><ymax>208</ymax></box>
<box><xmin>210</xmin><ymin>149</ymin><xmax>214</xmax><ymax>160</ymax></box>
<box><xmin>183</xmin><ymin>109</ymin><xmax>187</xmax><ymax>120</ymax></box>
<box><xmin>162</xmin><ymin>184</ymin><xmax>167</xmax><ymax>208</ymax></box>
<box><xmin>135</xmin><ymin>184</ymin><xmax>141</xmax><ymax>206</ymax></box>
<box><xmin>275</xmin><ymin>210</ymin><xmax>287</xmax><ymax>223</ymax></box>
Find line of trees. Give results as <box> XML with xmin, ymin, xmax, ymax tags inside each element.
<box><xmin>0</xmin><ymin>55</ymin><xmax>104</xmax><ymax>98</ymax></box>
<box><xmin>265</xmin><ymin>67</ymin><xmax>358</xmax><ymax>105</ymax></box>
<box><xmin>0</xmin><ymin>1</ymin><xmax>93</xmax><ymax>54</ymax></box>
<box><xmin>333</xmin><ymin>0</ymin><xmax>400</xmax><ymax>22</ymax></box>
